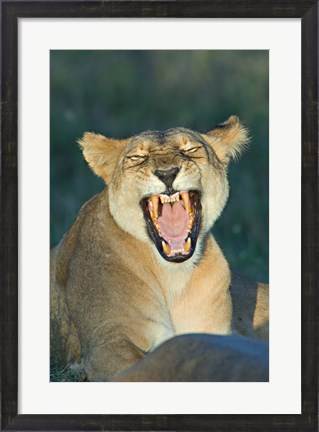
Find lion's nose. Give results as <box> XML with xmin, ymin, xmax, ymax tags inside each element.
<box><xmin>154</xmin><ymin>167</ymin><xmax>180</xmax><ymax>191</ymax></box>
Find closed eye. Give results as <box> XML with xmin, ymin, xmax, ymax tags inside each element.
<box><xmin>184</xmin><ymin>147</ymin><xmax>200</xmax><ymax>153</ymax></box>
<box><xmin>127</xmin><ymin>154</ymin><xmax>147</xmax><ymax>161</ymax></box>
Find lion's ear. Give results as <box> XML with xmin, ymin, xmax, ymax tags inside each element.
<box><xmin>78</xmin><ymin>132</ymin><xmax>128</xmax><ymax>183</ymax></box>
<box><xmin>204</xmin><ymin>115</ymin><xmax>249</xmax><ymax>164</ymax></box>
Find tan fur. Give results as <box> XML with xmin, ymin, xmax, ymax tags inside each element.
<box><xmin>51</xmin><ymin>116</ymin><xmax>268</xmax><ymax>381</ymax></box>
<box><xmin>112</xmin><ymin>333</ymin><xmax>269</xmax><ymax>382</ymax></box>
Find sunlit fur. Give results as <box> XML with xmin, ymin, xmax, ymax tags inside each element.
<box><xmin>50</xmin><ymin>116</ymin><xmax>268</xmax><ymax>382</ymax></box>
<box><xmin>79</xmin><ymin>117</ymin><xmax>248</xmax><ymax>252</ymax></box>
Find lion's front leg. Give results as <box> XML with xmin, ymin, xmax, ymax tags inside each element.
<box><xmin>82</xmin><ymin>334</ymin><xmax>145</xmax><ymax>381</ymax></box>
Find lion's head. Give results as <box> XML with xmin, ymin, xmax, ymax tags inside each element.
<box><xmin>78</xmin><ymin>116</ymin><xmax>248</xmax><ymax>263</ymax></box>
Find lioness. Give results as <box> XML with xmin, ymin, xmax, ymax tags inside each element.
<box><xmin>50</xmin><ymin>115</ymin><xmax>268</xmax><ymax>381</ymax></box>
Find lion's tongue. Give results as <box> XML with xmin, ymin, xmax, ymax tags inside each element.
<box><xmin>158</xmin><ymin>201</ymin><xmax>189</xmax><ymax>250</ymax></box>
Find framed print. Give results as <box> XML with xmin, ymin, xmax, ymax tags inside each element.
<box><xmin>1</xmin><ymin>1</ymin><xmax>318</xmax><ymax>431</ymax></box>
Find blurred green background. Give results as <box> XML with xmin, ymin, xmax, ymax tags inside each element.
<box><xmin>50</xmin><ymin>50</ymin><xmax>269</xmax><ymax>282</ymax></box>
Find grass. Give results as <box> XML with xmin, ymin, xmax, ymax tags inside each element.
<box><xmin>50</xmin><ymin>363</ymin><xmax>87</xmax><ymax>382</ymax></box>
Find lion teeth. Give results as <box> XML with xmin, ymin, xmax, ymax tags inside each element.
<box><xmin>161</xmin><ymin>240</ymin><xmax>192</xmax><ymax>256</ymax></box>
<box><xmin>181</xmin><ymin>191</ymin><xmax>191</xmax><ymax>214</ymax></box>
<box><xmin>151</xmin><ymin>196</ymin><xmax>159</xmax><ymax>219</ymax></box>
<box><xmin>184</xmin><ymin>237</ymin><xmax>191</xmax><ymax>253</ymax></box>
<box><xmin>159</xmin><ymin>192</ymin><xmax>180</xmax><ymax>204</ymax></box>
<box><xmin>162</xmin><ymin>241</ymin><xmax>171</xmax><ymax>256</ymax></box>
<box><xmin>154</xmin><ymin>222</ymin><xmax>162</xmax><ymax>236</ymax></box>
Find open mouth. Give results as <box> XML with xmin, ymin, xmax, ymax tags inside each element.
<box><xmin>141</xmin><ymin>190</ymin><xmax>202</xmax><ymax>262</ymax></box>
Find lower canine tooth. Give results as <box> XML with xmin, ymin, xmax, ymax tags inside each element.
<box><xmin>184</xmin><ymin>237</ymin><xmax>191</xmax><ymax>253</ymax></box>
<box><xmin>162</xmin><ymin>241</ymin><xmax>171</xmax><ymax>256</ymax></box>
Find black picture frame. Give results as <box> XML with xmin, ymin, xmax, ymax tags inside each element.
<box><xmin>1</xmin><ymin>1</ymin><xmax>318</xmax><ymax>431</ymax></box>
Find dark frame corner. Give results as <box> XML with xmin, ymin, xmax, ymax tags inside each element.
<box><xmin>1</xmin><ymin>1</ymin><xmax>318</xmax><ymax>430</ymax></box>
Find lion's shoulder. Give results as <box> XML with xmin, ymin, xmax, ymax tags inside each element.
<box><xmin>54</xmin><ymin>192</ymin><xmax>108</xmax><ymax>284</ymax></box>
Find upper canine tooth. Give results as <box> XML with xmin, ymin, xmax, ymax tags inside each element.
<box><xmin>181</xmin><ymin>191</ymin><xmax>191</xmax><ymax>214</ymax></box>
<box><xmin>151</xmin><ymin>196</ymin><xmax>159</xmax><ymax>219</ymax></box>
<box><xmin>188</xmin><ymin>215</ymin><xmax>195</xmax><ymax>230</ymax></box>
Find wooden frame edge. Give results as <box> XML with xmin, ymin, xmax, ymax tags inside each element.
<box><xmin>1</xmin><ymin>1</ymin><xmax>317</xmax><ymax>430</ymax></box>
